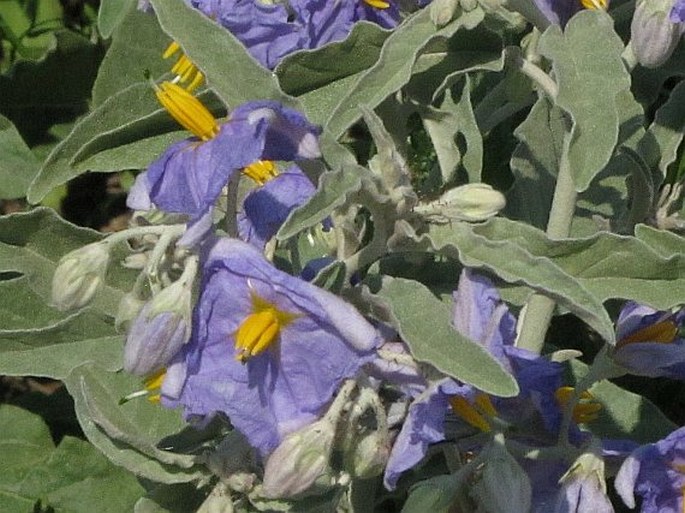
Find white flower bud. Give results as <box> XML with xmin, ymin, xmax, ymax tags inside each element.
<box><xmin>115</xmin><ymin>292</ymin><xmax>146</xmax><ymax>332</ymax></box>
<box><xmin>415</xmin><ymin>183</ymin><xmax>506</xmax><ymax>223</ymax></box>
<box><xmin>346</xmin><ymin>430</ymin><xmax>390</xmax><ymax>479</ymax></box>
<box><xmin>262</xmin><ymin>419</ymin><xmax>335</xmax><ymax>498</ymax></box>
<box><xmin>51</xmin><ymin>242</ymin><xmax>110</xmax><ymax>311</ymax></box>
<box><xmin>631</xmin><ymin>0</ymin><xmax>684</xmax><ymax>68</ymax></box>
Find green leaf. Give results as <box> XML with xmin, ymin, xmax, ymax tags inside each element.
<box><xmin>149</xmin><ymin>0</ymin><xmax>293</xmax><ymax>107</ymax></box>
<box><xmin>569</xmin><ymin>360</ymin><xmax>676</xmax><ymax>443</ymax></box>
<box><xmin>505</xmin><ymin>97</ymin><xmax>563</xmax><ymax>229</ymax></box>
<box><xmin>277</xmin><ymin>165</ymin><xmax>372</xmax><ymax>240</ymax></box>
<box><xmin>396</xmin><ymin>219</ymin><xmax>685</xmax><ymax>333</ymax></box>
<box><xmin>634</xmin><ymin>224</ymin><xmax>685</xmax><ymax>258</ymax></box>
<box><xmin>0</xmin><ymin>276</ymin><xmax>72</xmax><ymax>331</ymax></box>
<box><xmin>646</xmin><ymin>80</ymin><xmax>685</xmax><ymax>179</ymax></box>
<box><xmin>0</xmin><ymin>207</ymin><xmax>135</xmax><ymax>314</ymax></box>
<box><xmin>0</xmin><ymin>113</ymin><xmax>39</xmax><ymax>199</ymax></box>
<box><xmin>390</xmin><ymin>219</ymin><xmax>616</xmax><ymax>342</ymax></box>
<box><xmin>277</xmin><ymin>22</ymin><xmax>390</xmax><ymax>97</ymax></box>
<box><xmin>0</xmin><ymin>405</ymin><xmax>146</xmax><ymax>513</ymax></box>
<box><xmin>98</xmin><ymin>0</ymin><xmax>136</xmax><ymax>39</ymax></box>
<box><xmin>65</xmin><ymin>364</ymin><xmax>205</xmax><ymax>484</ymax></box>
<box><xmin>93</xmin><ymin>1</ymin><xmax>172</xmax><ymax>105</ymax></box>
<box><xmin>27</xmin><ymin>83</ymin><xmax>210</xmax><ymax>202</ymax></box>
<box><xmin>402</xmin><ymin>474</ymin><xmax>461</xmax><ymax>513</ymax></box>
<box><xmin>325</xmin><ymin>7</ymin><xmax>485</xmax><ymax>138</ymax></box>
<box><xmin>538</xmin><ymin>11</ymin><xmax>631</xmax><ymax>192</ymax></box>
<box><xmin>375</xmin><ymin>277</ymin><xmax>518</xmax><ymax>397</ymax></box>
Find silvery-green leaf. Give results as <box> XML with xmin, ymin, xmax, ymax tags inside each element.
<box><xmin>0</xmin><ymin>113</ymin><xmax>39</xmax><ymax>199</ymax></box>
<box><xmin>376</xmin><ymin>276</ymin><xmax>518</xmax><ymax>397</ymax></box>
<box><xmin>98</xmin><ymin>0</ymin><xmax>136</xmax><ymax>39</ymax></box>
<box><xmin>538</xmin><ymin>11</ymin><xmax>631</xmax><ymax>192</ymax></box>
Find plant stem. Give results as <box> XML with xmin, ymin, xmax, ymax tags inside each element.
<box><xmin>516</xmin><ymin>130</ymin><xmax>576</xmax><ymax>354</ymax></box>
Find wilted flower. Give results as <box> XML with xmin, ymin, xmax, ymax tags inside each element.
<box><xmin>611</xmin><ymin>302</ymin><xmax>685</xmax><ymax>379</ymax></box>
<box><xmin>631</xmin><ymin>0</ymin><xmax>685</xmax><ymax>68</ymax></box>
<box><xmin>615</xmin><ymin>426</ymin><xmax>685</xmax><ymax>512</ymax></box>
<box><xmin>160</xmin><ymin>238</ymin><xmax>379</xmax><ymax>456</ymax></box>
<box><xmin>128</xmin><ymin>82</ymin><xmax>321</xmax><ymax>246</ymax></box>
<box><xmin>51</xmin><ymin>241</ymin><xmax>110</xmax><ymax>311</ymax></box>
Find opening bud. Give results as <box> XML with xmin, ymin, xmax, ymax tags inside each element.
<box><xmin>631</xmin><ymin>0</ymin><xmax>685</xmax><ymax>68</ymax></box>
<box><xmin>123</xmin><ymin>259</ymin><xmax>196</xmax><ymax>376</ymax></box>
<box><xmin>51</xmin><ymin>242</ymin><xmax>110</xmax><ymax>311</ymax></box>
<box><xmin>262</xmin><ymin>419</ymin><xmax>335</xmax><ymax>498</ymax></box>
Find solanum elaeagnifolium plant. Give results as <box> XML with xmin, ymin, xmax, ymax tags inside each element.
<box><xmin>2</xmin><ymin>0</ymin><xmax>685</xmax><ymax>510</ymax></box>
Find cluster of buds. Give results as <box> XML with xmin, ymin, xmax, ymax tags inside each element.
<box><xmin>51</xmin><ymin>241</ymin><xmax>110</xmax><ymax>311</ymax></box>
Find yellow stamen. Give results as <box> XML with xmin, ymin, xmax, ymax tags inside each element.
<box><xmin>364</xmin><ymin>0</ymin><xmax>390</xmax><ymax>8</ymax></box>
<box><xmin>242</xmin><ymin>160</ymin><xmax>279</xmax><ymax>185</ymax></box>
<box><xmin>119</xmin><ymin>369</ymin><xmax>166</xmax><ymax>405</ymax></box>
<box><xmin>580</xmin><ymin>0</ymin><xmax>607</xmax><ymax>10</ymax></box>
<box><xmin>474</xmin><ymin>393</ymin><xmax>497</xmax><ymax>418</ymax></box>
<box><xmin>163</xmin><ymin>41</ymin><xmax>204</xmax><ymax>91</ymax></box>
<box><xmin>162</xmin><ymin>41</ymin><xmax>181</xmax><ymax>59</ymax></box>
<box><xmin>449</xmin><ymin>395</ymin><xmax>492</xmax><ymax>433</ymax></box>
<box><xmin>617</xmin><ymin>319</ymin><xmax>678</xmax><ymax>349</ymax></box>
<box><xmin>154</xmin><ymin>81</ymin><xmax>219</xmax><ymax>141</ymax></box>
<box><xmin>555</xmin><ymin>386</ymin><xmax>602</xmax><ymax>424</ymax></box>
<box><xmin>234</xmin><ymin>293</ymin><xmax>298</xmax><ymax>363</ymax></box>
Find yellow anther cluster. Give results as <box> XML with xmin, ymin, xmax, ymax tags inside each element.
<box><xmin>364</xmin><ymin>0</ymin><xmax>390</xmax><ymax>8</ymax></box>
<box><xmin>143</xmin><ymin>368</ymin><xmax>167</xmax><ymax>403</ymax></box>
<box><xmin>555</xmin><ymin>387</ymin><xmax>602</xmax><ymax>424</ymax></box>
<box><xmin>617</xmin><ymin>319</ymin><xmax>678</xmax><ymax>349</ymax></box>
<box><xmin>449</xmin><ymin>392</ymin><xmax>496</xmax><ymax>433</ymax></box>
<box><xmin>234</xmin><ymin>294</ymin><xmax>298</xmax><ymax>363</ymax></box>
<box><xmin>580</xmin><ymin>0</ymin><xmax>607</xmax><ymax>10</ymax></box>
<box><xmin>163</xmin><ymin>41</ymin><xmax>204</xmax><ymax>92</ymax></box>
<box><xmin>154</xmin><ymin>81</ymin><xmax>219</xmax><ymax>142</ymax></box>
<box><xmin>243</xmin><ymin>160</ymin><xmax>279</xmax><ymax>185</ymax></box>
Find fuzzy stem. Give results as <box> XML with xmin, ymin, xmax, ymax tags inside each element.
<box><xmin>516</xmin><ymin>130</ymin><xmax>576</xmax><ymax>354</ymax></box>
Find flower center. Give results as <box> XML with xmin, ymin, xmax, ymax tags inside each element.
<box><xmin>163</xmin><ymin>41</ymin><xmax>204</xmax><ymax>92</ymax></box>
<box><xmin>449</xmin><ymin>392</ymin><xmax>496</xmax><ymax>432</ymax></box>
<box><xmin>242</xmin><ymin>160</ymin><xmax>279</xmax><ymax>185</ymax></box>
<box><xmin>580</xmin><ymin>0</ymin><xmax>607</xmax><ymax>10</ymax></box>
<box><xmin>616</xmin><ymin>319</ymin><xmax>678</xmax><ymax>349</ymax></box>
<box><xmin>154</xmin><ymin>81</ymin><xmax>219</xmax><ymax>142</ymax></box>
<box><xmin>234</xmin><ymin>294</ymin><xmax>298</xmax><ymax>363</ymax></box>
<box><xmin>555</xmin><ymin>386</ymin><xmax>602</xmax><ymax>424</ymax></box>
<box><xmin>363</xmin><ymin>0</ymin><xmax>390</xmax><ymax>8</ymax></box>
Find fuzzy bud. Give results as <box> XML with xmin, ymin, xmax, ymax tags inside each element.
<box><xmin>631</xmin><ymin>0</ymin><xmax>684</xmax><ymax>68</ymax></box>
<box><xmin>262</xmin><ymin>419</ymin><xmax>335</xmax><ymax>498</ymax></box>
<box><xmin>431</xmin><ymin>0</ymin><xmax>461</xmax><ymax>26</ymax></box>
<box><xmin>346</xmin><ymin>430</ymin><xmax>390</xmax><ymax>479</ymax></box>
<box><xmin>415</xmin><ymin>183</ymin><xmax>506</xmax><ymax>223</ymax></box>
<box><xmin>554</xmin><ymin>442</ymin><xmax>612</xmax><ymax>513</ymax></box>
<box><xmin>51</xmin><ymin>242</ymin><xmax>110</xmax><ymax>311</ymax></box>
<box><xmin>115</xmin><ymin>292</ymin><xmax>146</xmax><ymax>332</ymax></box>
<box><xmin>123</xmin><ymin>265</ymin><xmax>195</xmax><ymax>376</ymax></box>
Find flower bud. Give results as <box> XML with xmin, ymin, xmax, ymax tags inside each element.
<box><xmin>124</xmin><ymin>271</ymin><xmax>194</xmax><ymax>376</ymax></box>
<box><xmin>554</xmin><ymin>442</ymin><xmax>612</xmax><ymax>512</ymax></box>
<box><xmin>415</xmin><ymin>183</ymin><xmax>506</xmax><ymax>223</ymax></box>
<box><xmin>430</xmin><ymin>0</ymin><xmax>461</xmax><ymax>26</ymax></box>
<box><xmin>262</xmin><ymin>419</ymin><xmax>335</xmax><ymax>498</ymax></box>
<box><xmin>115</xmin><ymin>292</ymin><xmax>146</xmax><ymax>332</ymax></box>
<box><xmin>51</xmin><ymin>242</ymin><xmax>110</xmax><ymax>311</ymax></box>
<box><xmin>631</xmin><ymin>0</ymin><xmax>684</xmax><ymax>68</ymax></box>
<box><xmin>345</xmin><ymin>430</ymin><xmax>390</xmax><ymax>479</ymax></box>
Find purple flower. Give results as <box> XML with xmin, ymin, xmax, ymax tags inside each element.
<box><xmin>382</xmin><ymin>269</ymin><xmax>565</xmax><ymax>489</ymax></box>
<box><xmin>615</xmin><ymin>426</ymin><xmax>685</xmax><ymax>512</ymax></box>
<box><xmin>160</xmin><ymin>238</ymin><xmax>379</xmax><ymax>456</ymax></box>
<box><xmin>189</xmin><ymin>0</ymin><xmax>401</xmax><ymax>69</ymax></box>
<box><xmin>672</xmin><ymin>0</ymin><xmax>685</xmax><ymax>22</ymax></box>
<box><xmin>238</xmin><ymin>165</ymin><xmax>315</xmax><ymax>250</ymax></box>
<box><xmin>612</xmin><ymin>302</ymin><xmax>685</xmax><ymax>379</ymax></box>
<box><xmin>528</xmin><ymin>0</ymin><xmax>609</xmax><ymax>28</ymax></box>
<box><xmin>128</xmin><ymin>99</ymin><xmax>321</xmax><ymax>246</ymax></box>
